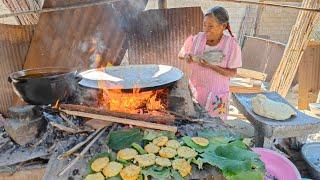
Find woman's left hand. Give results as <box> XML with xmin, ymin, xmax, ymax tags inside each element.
<box><xmin>199</xmin><ymin>59</ymin><xmax>211</xmax><ymax>68</ymax></box>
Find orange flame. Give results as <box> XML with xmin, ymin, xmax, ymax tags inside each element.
<box><xmin>97</xmin><ymin>75</ymin><xmax>168</xmax><ymax>114</ymax></box>
<box><xmin>99</xmin><ymin>87</ymin><xmax>168</xmax><ymax>114</ymax></box>
<box><xmin>53</xmin><ymin>99</ymin><xmax>60</xmax><ymax>109</ymax></box>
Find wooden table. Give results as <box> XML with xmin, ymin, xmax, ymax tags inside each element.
<box><xmin>232</xmin><ymin>92</ymin><xmax>320</xmax><ymax>148</ymax></box>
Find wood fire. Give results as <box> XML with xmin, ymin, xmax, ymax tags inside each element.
<box><xmin>99</xmin><ymin>87</ymin><xmax>169</xmax><ymax>114</ymax></box>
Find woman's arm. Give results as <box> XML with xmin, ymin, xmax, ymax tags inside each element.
<box><xmin>199</xmin><ymin>59</ymin><xmax>237</xmax><ymax>77</ymax></box>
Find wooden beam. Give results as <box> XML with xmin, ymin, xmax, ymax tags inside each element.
<box><xmin>270</xmin><ymin>0</ymin><xmax>319</xmax><ymax>97</ymax></box>
<box><xmin>0</xmin><ymin>0</ymin><xmax>119</xmax><ymax>19</ymax></box>
<box><xmin>237</xmin><ymin>68</ymin><xmax>267</xmax><ymax>81</ymax></box>
<box><xmin>215</xmin><ymin>0</ymin><xmax>320</xmax><ymax>12</ymax></box>
<box><xmin>230</xmin><ymin>86</ymin><xmax>263</xmax><ymax>94</ymax></box>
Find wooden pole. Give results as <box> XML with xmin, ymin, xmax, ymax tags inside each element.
<box><xmin>158</xmin><ymin>0</ymin><xmax>167</xmax><ymax>9</ymax></box>
<box><xmin>215</xmin><ymin>0</ymin><xmax>320</xmax><ymax>12</ymax></box>
<box><xmin>270</xmin><ymin>0</ymin><xmax>319</xmax><ymax>97</ymax></box>
<box><xmin>0</xmin><ymin>0</ymin><xmax>119</xmax><ymax>19</ymax></box>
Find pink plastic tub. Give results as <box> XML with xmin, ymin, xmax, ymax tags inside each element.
<box><xmin>252</xmin><ymin>148</ymin><xmax>301</xmax><ymax>180</ymax></box>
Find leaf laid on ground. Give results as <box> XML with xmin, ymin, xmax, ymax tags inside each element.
<box><xmin>226</xmin><ymin>170</ymin><xmax>264</xmax><ymax>180</ymax></box>
<box><xmin>251</xmin><ymin>158</ymin><xmax>265</xmax><ymax>172</ymax></box>
<box><xmin>108</xmin><ymin>128</ymin><xmax>143</xmax><ymax>151</ymax></box>
<box><xmin>182</xmin><ymin>136</ymin><xmax>208</xmax><ymax>153</ymax></box>
<box><xmin>143</xmin><ymin>129</ymin><xmax>176</xmax><ymax>141</ymax></box>
<box><xmin>132</xmin><ymin>142</ymin><xmax>146</xmax><ymax>154</ymax></box>
<box><xmin>214</xmin><ymin>145</ymin><xmax>259</xmax><ymax>161</ymax></box>
<box><xmin>192</xmin><ymin>158</ymin><xmax>204</xmax><ymax>169</ymax></box>
<box><xmin>200</xmin><ymin>142</ymin><xmax>265</xmax><ymax>177</ymax></box>
<box><xmin>229</xmin><ymin>140</ymin><xmax>248</xmax><ymax>149</ymax></box>
<box><xmin>170</xmin><ymin>169</ymin><xmax>185</xmax><ymax>180</ymax></box>
<box><xmin>198</xmin><ymin>130</ymin><xmax>242</xmax><ymax>143</ymax></box>
<box><xmin>200</xmin><ymin>153</ymin><xmax>252</xmax><ymax>176</ymax></box>
<box><xmin>109</xmin><ymin>152</ymin><xmax>117</xmax><ymax>161</ymax></box>
<box><xmin>141</xmin><ymin>166</ymin><xmax>171</xmax><ymax>179</ymax></box>
<box><xmin>107</xmin><ymin>176</ymin><xmax>122</xmax><ymax>180</ymax></box>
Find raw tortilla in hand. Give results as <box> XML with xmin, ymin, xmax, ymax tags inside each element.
<box><xmin>190</xmin><ymin>50</ymin><xmax>225</xmax><ymax>65</ymax></box>
<box><xmin>252</xmin><ymin>94</ymin><xmax>297</xmax><ymax>120</ymax></box>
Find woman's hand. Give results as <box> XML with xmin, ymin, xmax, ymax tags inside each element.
<box><xmin>199</xmin><ymin>59</ymin><xmax>211</xmax><ymax>67</ymax></box>
<box><xmin>184</xmin><ymin>55</ymin><xmax>193</xmax><ymax>63</ymax></box>
<box><xmin>198</xmin><ymin>59</ymin><xmax>237</xmax><ymax>77</ymax></box>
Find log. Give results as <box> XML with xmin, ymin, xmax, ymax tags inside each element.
<box><xmin>59</xmin><ymin>104</ymin><xmax>175</xmax><ymax>125</ymax></box>
<box><xmin>60</xmin><ymin>109</ymin><xmax>178</xmax><ymax>133</ymax></box>
<box><xmin>270</xmin><ymin>0</ymin><xmax>320</xmax><ymax>97</ymax></box>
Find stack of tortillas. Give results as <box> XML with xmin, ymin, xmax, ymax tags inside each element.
<box><xmin>252</xmin><ymin>94</ymin><xmax>297</xmax><ymax>120</ymax></box>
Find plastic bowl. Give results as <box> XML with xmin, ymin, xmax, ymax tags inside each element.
<box><xmin>301</xmin><ymin>143</ymin><xmax>320</xmax><ymax>180</ymax></box>
<box><xmin>252</xmin><ymin>148</ymin><xmax>301</xmax><ymax>180</ymax></box>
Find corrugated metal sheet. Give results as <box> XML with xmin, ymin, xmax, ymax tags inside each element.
<box><xmin>0</xmin><ymin>24</ymin><xmax>35</xmax><ymax>114</ymax></box>
<box><xmin>3</xmin><ymin>0</ymin><xmax>42</xmax><ymax>25</ymax></box>
<box><xmin>298</xmin><ymin>41</ymin><xmax>320</xmax><ymax>109</ymax></box>
<box><xmin>24</xmin><ymin>0</ymin><xmax>147</xmax><ymax>70</ymax></box>
<box><xmin>127</xmin><ymin>7</ymin><xmax>203</xmax><ymax>76</ymax></box>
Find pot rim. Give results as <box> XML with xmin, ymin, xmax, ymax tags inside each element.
<box><xmin>9</xmin><ymin>67</ymin><xmax>78</xmax><ymax>81</ymax></box>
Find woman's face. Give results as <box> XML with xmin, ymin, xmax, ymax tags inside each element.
<box><xmin>203</xmin><ymin>15</ymin><xmax>226</xmax><ymax>41</ymax></box>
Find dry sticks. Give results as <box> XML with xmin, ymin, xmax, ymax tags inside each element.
<box><xmin>58</xmin><ymin>124</ymin><xmax>116</xmax><ymax>176</ymax></box>
<box><xmin>57</xmin><ymin>128</ymin><xmax>102</xmax><ymax>160</ymax></box>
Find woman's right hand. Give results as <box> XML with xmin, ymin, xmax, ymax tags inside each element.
<box><xmin>184</xmin><ymin>54</ymin><xmax>193</xmax><ymax>63</ymax></box>
<box><xmin>178</xmin><ymin>54</ymin><xmax>192</xmax><ymax>63</ymax></box>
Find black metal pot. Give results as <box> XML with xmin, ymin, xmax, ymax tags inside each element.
<box><xmin>8</xmin><ymin>67</ymin><xmax>81</xmax><ymax>105</ymax></box>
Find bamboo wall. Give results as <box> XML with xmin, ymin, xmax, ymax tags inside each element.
<box><xmin>298</xmin><ymin>41</ymin><xmax>320</xmax><ymax>109</ymax></box>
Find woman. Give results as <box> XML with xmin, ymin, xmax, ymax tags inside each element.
<box><xmin>179</xmin><ymin>6</ymin><xmax>242</xmax><ymax>120</ymax></box>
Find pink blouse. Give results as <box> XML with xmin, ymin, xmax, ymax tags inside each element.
<box><xmin>179</xmin><ymin>32</ymin><xmax>242</xmax><ymax>118</ymax></box>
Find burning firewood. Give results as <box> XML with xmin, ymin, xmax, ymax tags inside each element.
<box><xmin>59</xmin><ymin>104</ymin><xmax>175</xmax><ymax>125</ymax></box>
<box><xmin>60</xmin><ymin>108</ymin><xmax>178</xmax><ymax>133</ymax></box>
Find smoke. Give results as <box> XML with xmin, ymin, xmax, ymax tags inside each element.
<box><xmin>73</xmin><ymin>0</ymin><xmax>170</xmax><ymax>105</ymax></box>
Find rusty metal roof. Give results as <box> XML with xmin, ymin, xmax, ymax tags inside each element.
<box><xmin>24</xmin><ymin>0</ymin><xmax>147</xmax><ymax>70</ymax></box>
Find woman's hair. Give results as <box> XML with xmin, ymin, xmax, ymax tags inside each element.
<box><xmin>205</xmin><ymin>6</ymin><xmax>234</xmax><ymax>37</ymax></box>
